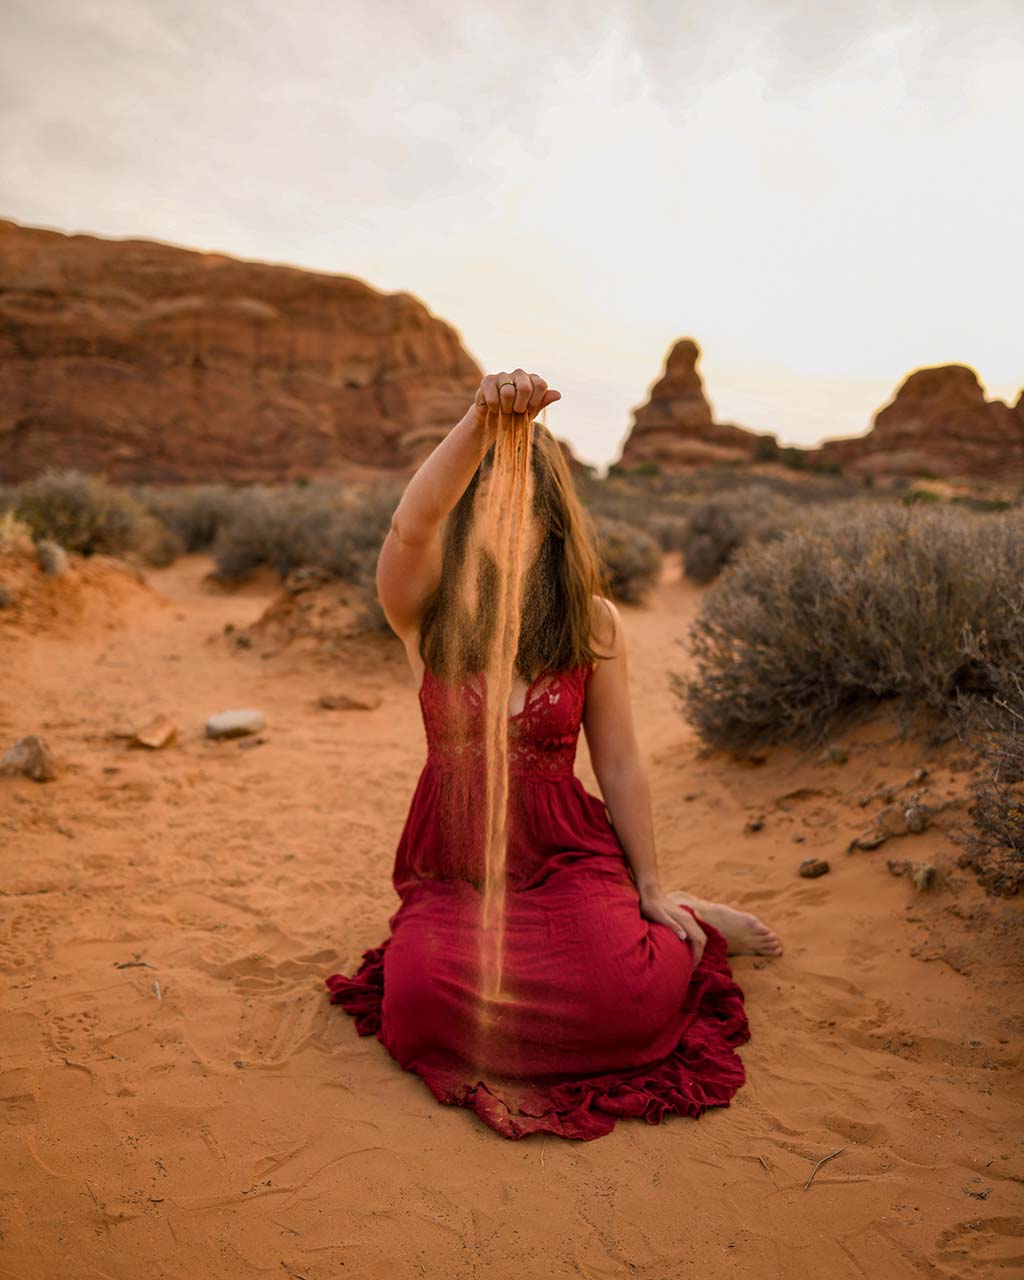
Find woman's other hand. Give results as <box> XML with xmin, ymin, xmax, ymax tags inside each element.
<box><xmin>639</xmin><ymin>891</ymin><xmax>707</xmax><ymax>966</ymax></box>
<box><xmin>473</xmin><ymin>370</ymin><xmax>561</xmax><ymax>440</ymax></box>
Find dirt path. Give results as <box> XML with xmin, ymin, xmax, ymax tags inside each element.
<box><xmin>0</xmin><ymin>551</ymin><xmax>1021</xmax><ymax>1279</ymax></box>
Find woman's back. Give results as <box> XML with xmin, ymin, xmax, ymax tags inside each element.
<box><xmin>418</xmin><ymin>661</ymin><xmax>593</xmax><ymax>781</ymax></box>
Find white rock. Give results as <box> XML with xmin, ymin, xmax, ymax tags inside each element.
<box><xmin>205</xmin><ymin>710</ymin><xmax>267</xmax><ymax>739</ymax></box>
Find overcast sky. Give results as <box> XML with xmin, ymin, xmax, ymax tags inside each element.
<box><xmin>2</xmin><ymin>0</ymin><xmax>1022</xmax><ymax>469</ymax></box>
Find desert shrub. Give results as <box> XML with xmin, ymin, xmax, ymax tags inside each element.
<box><xmin>138</xmin><ymin>483</ymin><xmax>244</xmax><ymax>553</ymax></box>
<box><xmin>681</xmin><ymin>485</ymin><xmax>807</xmax><ymax>583</ymax></box>
<box><xmin>138</xmin><ymin>521</ymin><xmax>187</xmax><ymax>567</ymax></box>
<box><xmin>752</xmin><ymin>434</ymin><xmax>778</xmax><ymax>462</ymax></box>
<box><xmin>951</xmin><ymin>494</ymin><xmax>1016</xmax><ymax>513</ymax></box>
<box><xmin>950</xmin><ymin>641</ymin><xmax>1024</xmax><ymax>896</ymax></box>
<box><xmin>646</xmin><ymin>513</ymin><xmax>691</xmax><ymax>553</ymax></box>
<box><xmin>209</xmin><ymin>480</ymin><xmax>403</xmax><ymax>622</ymax></box>
<box><xmin>14</xmin><ymin>468</ymin><xmax>152</xmax><ymax>557</ymax></box>
<box><xmin>592</xmin><ymin>514</ymin><xmax>662</xmax><ymax>604</ymax></box>
<box><xmin>677</xmin><ymin>502</ymin><xmax>1024</xmax><ymax>752</ymax></box>
<box><xmin>319</xmin><ymin>483</ymin><xmax>404</xmax><ymax>633</ymax></box>
<box><xmin>0</xmin><ymin>509</ymin><xmax>34</xmax><ymax>553</ymax></box>
<box><xmin>211</xmin><ymin>486</ymin><xmax>341</xmax><ymax>581</ymax></box>
<box><xmin>318</xmin><ymin>483</ymin><xmax>403</xmax><ymax>581</ymax></box>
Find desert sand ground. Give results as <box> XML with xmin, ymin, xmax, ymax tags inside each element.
<box><xmin>1</xmin><ymin>550</ymin><xmax>1022</xmax><ymax>1280</ymax></box>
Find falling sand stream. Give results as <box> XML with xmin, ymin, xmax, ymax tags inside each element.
<box><xmin>459</xmin><ymin>405</ymin><xmax>540</xmax><ymax>1057</ymax></box>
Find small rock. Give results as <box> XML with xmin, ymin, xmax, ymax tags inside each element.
<box><xmin>820</xmin><ymin>744</ymin><xmax>848</xmax><ymax>765</ymax></box>
<box><xmin>234</xmin><ymin>633</ymin><xmax>253</xmax><ymax>649</ymax></box>
<box><xmin>905</xmin><ymin>804</ymin><xmax>930</xmax><ymax>834</ymax></box>
<box><xmin>858</xmin><ymin>785</ymin><xmax>897</xmax><ymax>808</ymax></box>
<box><xmin>36</xmin><ymin>539</ymin><xmax>68</xmax><ymax>577</ymax></box>
<box><xmin>132</xmin><ymin>715</ymin><xmax>177</xmax><ymax>750</ymax></box>
<box><xmin>875</xmin><ymin>804</ymin><xmax>908</xmax><ymax>836</ymax></box>
<box><xmin>205</xmin><ymin>710</ymin><xmax>267</xmax><ymax>740</ymax></box>
<box><xmin>848</xmin><ymin>830</ymin><xmax>889</xmax><ymax>852</ymax></box>
<box><xmin>962</xmin><ymin>1185</ymin><xmax>992</xmax><ymax>1200</ymax></box>
<box><xmin>0</xmin><ymin>735</ymin><xmax>58</xmax><ymax>781</ymax></box>
<box><xmin>798</xmin><ymin>857</ymin><xmax>830</xmax><ymax>878</ymax></box>
<box><xmin>886</xmin><ymin>857</ymin><xmax>937</xmax><ymax>891</ymax></box>
<box><xmin>284</xmin><ymin>566</ymin><xmax>333</xmax><ymax>595</ymax></box>
<box><xmin>318</xmin><ymin>691</ymin><xmax>382</xmax><ymax>711</ymax></box>
<box><xmin>910</xmin><ymin>863</ymin><xmax>937</xmax><ymax>892</ymax></box>
<box><xmin>745</xmin><ymin>815</ymin><xmax>764</xmax><ymax>833</ymax></box>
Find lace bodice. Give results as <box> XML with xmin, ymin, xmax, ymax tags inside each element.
<box><xmin>418</xmin><ymin>663</ymin><xmax>594</xmax><ymax>780</ymax></box>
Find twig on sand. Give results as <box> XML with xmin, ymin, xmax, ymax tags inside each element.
<box><xmin>804</xmin><ymin>1146</ymin><xmax>847</xmax><ymax>1190</ymax></box>
<box><xmin>756</xmin><ymin>1153</ymin><xmax>781</xmax><ymax>1189</ymax></box>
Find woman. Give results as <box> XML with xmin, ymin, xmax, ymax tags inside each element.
<box><xmin>325</xmin><ymin>369</ymin><xmax>782</xmax><ymax>1142</ymax></box>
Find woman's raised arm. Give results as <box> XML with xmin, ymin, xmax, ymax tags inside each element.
<box><xmin>376</xmin><ymin>370</ymin><xmax>560</xmax><ymax>637</ymax></box>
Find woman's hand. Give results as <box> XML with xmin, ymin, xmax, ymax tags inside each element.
<box><xmin>473</xmin><ymin>370</ymin><xmax>561</xmax><ymax>441</ymax></box>
<box><xmin>639</xmin><ymin>891</ymin><xmax>707</xmax><ymax>966</ymax></box>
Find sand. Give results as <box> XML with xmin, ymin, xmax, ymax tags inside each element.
<box><xmin>1</xmin><ymin>549</ymin><xmax>1022</xmax><ymax>1280</ymax></box>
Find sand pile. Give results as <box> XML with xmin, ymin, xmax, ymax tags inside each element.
<box><xmin>233</xmin><ymin>566</ymin><xmax>385</xmax><ymax>658</ymax></box>
<box><xmin>0</xmin><ymin>518</ymin><xmax>168</xmax><ymax>639</ymax></box>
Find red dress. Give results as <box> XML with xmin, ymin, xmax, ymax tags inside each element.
<box><xmin>324</xmin><ymin>661</ymin><xmax>751</xmax><ymax>1141</ymax></box>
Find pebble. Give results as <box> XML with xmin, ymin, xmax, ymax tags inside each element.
<box><xmin>205</xmin><ymin>710</ymin><xmax>267</xmax><ymax>739</ymax></box>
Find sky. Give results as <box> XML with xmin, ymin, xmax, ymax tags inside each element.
<box><xmin>2</xmin><ymin>0</ymin><xmax>1022</xmax><ymax>472</ymax></box>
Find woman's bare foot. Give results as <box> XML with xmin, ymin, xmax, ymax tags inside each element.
<box><xmin>667</xmin><ymin>890</ymin><xmax>783</xmax><ymax>957</ymax></box>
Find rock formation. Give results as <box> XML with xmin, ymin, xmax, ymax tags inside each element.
<box><xmin>615</xmin><ymin>339</ymin><xmax>779</xmax><ymax>470</ymax></box>
<box><xmin>806</xmin><ymin>365</ymin><xmax>1024</xmax><ymax>482</ymax></box>
<box><xmin>0</xmin><ymin>219</ymin><xmax>486</xmax><ymax>484</ymax></box>
<box><xmin>616</xmin><ymin>338</ymin><xmax>1024</xmax><ymax>484</ymax></box>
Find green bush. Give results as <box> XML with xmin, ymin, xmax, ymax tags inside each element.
<box><xmin>14</xmin><ymin>468</ymin><xmax>151</xmax><ymax>557</ymax></box>
<box><xmin>677</xmin><ymin>502</ymin><xmax>1024</xmax><ymax>751</ymax></box>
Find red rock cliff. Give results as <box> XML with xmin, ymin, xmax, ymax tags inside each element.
<box><xmin>0</xmin><ymin>219</ymin><xmax>484</xmax><ymax>484</ymax></box>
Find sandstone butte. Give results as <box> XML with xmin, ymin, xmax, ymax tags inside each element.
<box><xmin>0</xmin><ymin>219</ymin><xmax>587</xmax><ymax>485</ymax></box>
<box><xmin>2</xmin><ymin>218</ymin><xmax>1019</xmax><ymax>488</ymax></box>
<box><xmin>615</xmin><ymin>337</ymin><xmax>1024</xmax><ymax>484</ymax></box>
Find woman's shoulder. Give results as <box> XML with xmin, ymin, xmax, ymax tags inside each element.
<box><xmin>588</xmin><ymin>594</ymin><xmax>621</xmax><ymax>650</ymax></box>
